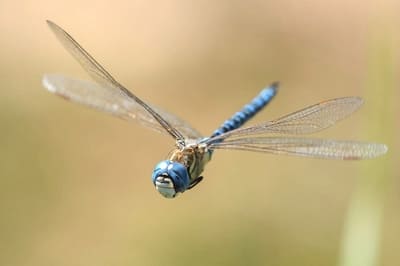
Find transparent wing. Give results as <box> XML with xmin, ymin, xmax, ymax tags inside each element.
<box><xmin>43</xmin><ymin>74</ymin><xmax>202</xmax><ymax>138</ymax></box>
<box><xmin>206</xmin><ymin>97</ymin><xmax>363</xmax><ymax>143</ymax></box>
<box><xmin>46</xmin><ymin>20</ymin><xmax>120</xmax><ymax>90</ymax></box>
<box><xmin>45</xmin><ymin>20</ymin><xmax>201</xmax><ymax>140</ymax></box>
<box><xmin>209</xmin><ymin>137</ymin><xmax>388</xmax><ymax>160</ymax></box>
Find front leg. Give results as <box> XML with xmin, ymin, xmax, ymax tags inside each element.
<box><xmin>188</xmin><ymin>176</ymin><xmax>204</xmax><ymax>190</ymax></box>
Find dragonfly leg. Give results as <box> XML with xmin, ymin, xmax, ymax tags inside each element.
<box><xmin>188</xmin><ymin>176</ymin><xmax>204</xmax><ymax>190</ymax></box>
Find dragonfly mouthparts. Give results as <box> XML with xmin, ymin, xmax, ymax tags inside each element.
<box><xmin>152</xmin><ymin>160</ymin><xmax>191</xmax><ymax>198</ymax></box>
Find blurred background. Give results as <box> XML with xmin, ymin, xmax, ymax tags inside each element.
<box><xmin>0</xmin><ymin>1</ymin><xmax>398</xmax><ymax>265</ymax></box>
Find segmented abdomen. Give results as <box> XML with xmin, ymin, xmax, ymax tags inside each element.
<box><xmin>211</xmin><ymin>82</ymin><xmax>278</xmax><ymax>137</ymax></box>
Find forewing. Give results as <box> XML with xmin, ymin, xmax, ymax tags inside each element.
<box><xmin>209</xmin><ymin>137</ymin><xmax>388</xmax><ymax>160</ymax></box>
<box><xmin>46</xmin><ymin>20</ymin><xmax>118</xmax><ymax>88</ymax></box>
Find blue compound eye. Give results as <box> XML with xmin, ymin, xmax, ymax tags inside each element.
<box><xmin>152</xmin><ymin>161</ymin><xmax>190</xmax><ymax>198</ymax></box>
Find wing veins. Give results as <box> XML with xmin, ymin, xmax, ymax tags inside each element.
<box><xmin>209</xmin><ymin>137</ymin><xmax>387</xmax><ymax>160</ymax></box>
<box><xmin>45</xmin><ymin>20</ymin><xmax>195</xmax><ymax>141</ymax></box>
<box><xmin>206</xmin><ymin>97</ymin><xmax>364</xmax><ymax>144</ymax></box>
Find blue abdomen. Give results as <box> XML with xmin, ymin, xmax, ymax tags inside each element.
<box><xmin>211</xmin><ymin>82</ymin><xmax>278</xmax><ymax>137</ymax></box>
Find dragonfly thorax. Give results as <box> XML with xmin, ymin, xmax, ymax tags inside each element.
<box><xmin>151</xmin><ymin>142</ymin><xmax>211</xmax><ymax>198</ymax></box>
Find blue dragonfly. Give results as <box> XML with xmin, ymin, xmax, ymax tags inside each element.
<box><xmin>43</xmin><ymin>21</ymin><xmax>388</xmax><ymax>198</ymax></box>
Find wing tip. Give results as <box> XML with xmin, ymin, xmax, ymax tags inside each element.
<box><xmin>355</xmin><ymin>143</ymin><xmax>388</xmax><ymax>160</ymax></box>
<box><xmin>45</xmin><ymin>20</ymin><xmax>64</xmax><ymax>35</ymax></box>
<box><xmin>46</xmin><ymin>20</ymin><xmax>56</xmax><ymax>28</ymax></box>
<box><xmin>377</xmin><ymin>143</ymin><xmax>388</xmax><ymax>156</ymax></box>
<box><xmin>354</xmin><ymin>96</ymin><xmax>364</xmax><ymax>107</ymax></box>
<box><xmin>42</xmin><ymin>74</ymin><xmax>57</xmax><ymax>93</ymax></box>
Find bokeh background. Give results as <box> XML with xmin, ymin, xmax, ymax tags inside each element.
<box><xmin>0</xmin><ymin>1</ymin><xmax>398</xmax><ymax>266</ymax></box>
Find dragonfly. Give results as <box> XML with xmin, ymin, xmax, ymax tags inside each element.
<box><xmin>43</xmin><ymin>20</ymin><xmax>388</xmax><ymax>198</ymax></box>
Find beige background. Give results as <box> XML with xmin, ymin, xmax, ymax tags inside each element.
<box><xmin>0</xmin><ymin>1</ymin><xmax>398</xmax><ymax>265</ymax></box>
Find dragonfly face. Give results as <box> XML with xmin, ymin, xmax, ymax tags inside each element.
<box><xmin>152</xmin><ymin>160</ymin><xmax>190</xmax><ymax>198</ymax></box>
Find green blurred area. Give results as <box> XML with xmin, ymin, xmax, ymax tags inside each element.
<box><xmin>0</xmin><ymin>1</ymin><xmax>398</xmax><ymax>266</ymax></box>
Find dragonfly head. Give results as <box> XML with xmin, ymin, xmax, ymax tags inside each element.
<box><xmin>152</xmin><ymin>160</ymin><xmax>190</xmax><ymax>198</ymax></box>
